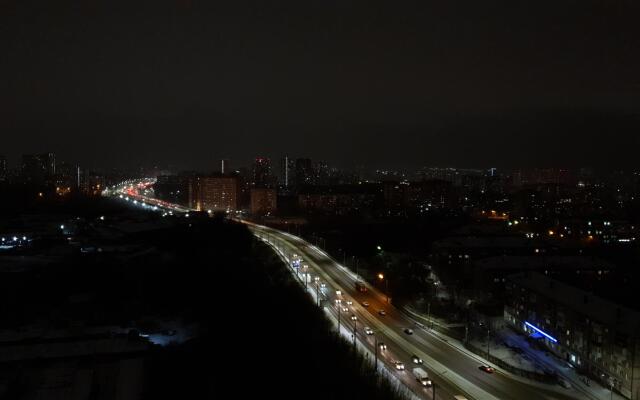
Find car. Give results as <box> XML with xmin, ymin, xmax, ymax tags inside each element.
<box><xmin>350</xmin><ymin>315</ymin><xmax>357</xmax><ymax>321</ymax></box>
<box><xmin>320</xmin><ymin>283</ymin><xmax>326</xmax><ymax>288</ymax></box>
<box><xmin>393</xmin><ymin>361</ymin><xmax>405</xmax><ymax>371</ymax></box>
<box><xmin>346</xmin><ymin>300</ymin><xmax>353</xmax><ymax>305</ymax></box>
<box><xmin>378</xmin><ymin>342</ymin><xmax>387</xmax><ymax>351</ymax></box>
<box><xmin>362</xmin><ymin>301</ymin><xmax>370</xmax><ymax>307</ymax></box>
<box><xmin>364</xmin><ymin>327</ymin><xmax>374</xmax><ymax>335</ymax></box>
<box><xmin>479</xmin><ymin>365</ymin><xmax>495</xmax><ymax>374</ymax></box>
<box><xmin>411</xmin><ymin>355</ymin><xmax>423</xmax><ymax>364</ymax></box>
<box><xmin>342</xmin><ymin>306</ymin><xmax>349</xmax><ymax>312</ymax></box>
<box><xmin>404</xmin><ymin>328</ymin><xmax>414</xmax><ymax>335</ymax></box>
<box><xmin>378</xmin><ymin>310</ymin><xmax>386</xmax><ymax>316</ymax></box>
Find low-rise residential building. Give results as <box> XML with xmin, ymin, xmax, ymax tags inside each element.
<box><xmin>505</xmin><ymin>272</ymin><xmax>640</xmax><ymax>399</ymax></box>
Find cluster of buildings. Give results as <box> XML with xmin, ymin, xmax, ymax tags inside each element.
<box><xmin>152</xmin><ymin>161</ymin><xmax>640</xmax><ymax>230</ymax></box>
<box><xmin>0</xmin><ymin>152</ymin><xmax>110</xmax><ymax>196</ymax></box>
<box><xmin>154</xmin><ymin>157</ymin><xmax>468</xmax><ymax>218</ymax></box>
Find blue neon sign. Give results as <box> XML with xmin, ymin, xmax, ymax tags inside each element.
<box><xmin>525</xmin><ymin>321</ymin><xmax>558</xmax><ymax>343</ymax></box>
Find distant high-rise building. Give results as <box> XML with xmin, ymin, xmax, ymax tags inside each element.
<box><xmin>250</xmin><ymin>188</ymin><xmax>277</xmax><ymax>216</ymax></box>
<box><xmin>55</xmin><ymin>161</ymin><xmax>80</xmax><ymax>190</ymax></box>
<box><xmin>22</xmin><ymin>153</ymin><xmax>55</xmax><ymax>185</ymax></box>
<box><xmin>189</xmin><ymin>174</ymin><xmax>239</xmax><ymax>212</ymax></box>
<box><xmin>253</xmin><ymin>157</ymin><xmax>273</xmax><ymax>188</ymax></box>
<box><xmin>220</xmin><ymin>159</ymin><xmax>230</xmax><ymax>174</ymax></box>
<box><xmin>295</xmin><ymin>158</ymin><xmax>314</xmax><ymax>187</ymax></box>
<box><xmin>280</xmin><ymin>156</ymin><xmax>294</xmax><ymax>188</ymax></box>
<box><xmin>314</xmin><ymin>161</ymin><xmax>331</xmax><ymax>186</ymax></box>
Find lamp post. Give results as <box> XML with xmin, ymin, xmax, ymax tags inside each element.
<box><xmin>314</xmin><ymin>277</ymin><xmax>321</xmax><ymax>307</ymax></box>
<box><xmin>352</xmin><ymin>316</ymin><xmax>357</xmax><ymax>349</ymax></box>
<box><xmin>352</xmin><ymin>256</ymin><xmax>359</xmax><ymax>279</ymax></box>
<box><xmin>371</xmin><ymin>328</ymin><xmax>390</xmax><ymax>374</ymax></box>
<box><xmin>378</xmin><ymin>273</ymin><xmax>389</xmax><ymax>304</ymax></box>
<box><xmin>335</xmin><ymin>299</ymin><xmax>342</xmax><ymax>333</ymax></box>
<box><xmin>486</xmin><ymin>328</ymin><xmax>491</xmax><ymax>359</ymax></box>
<box><xmin>610</xmin><ymin>378</ymin><xmax>615</xmax><ymax>400</ymax></box>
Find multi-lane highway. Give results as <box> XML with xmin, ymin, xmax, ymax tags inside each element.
<box><xmin>105</xmin><ymin>179</ymin><xmax>191</xmax><ymax>214</ymax></box>
<box><xmin>249</xmin><ymin>223</ymin><xmax>584</xmax><ymax>400</ymax></box>
<box><xmin>105</xmin><ymin>180</ymin><xmax>583</xmax><ymax>400</ymax></box>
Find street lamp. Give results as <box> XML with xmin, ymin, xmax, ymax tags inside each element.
<box><xmin>302</xmin><ymin>265</ymin><xmax>309</xmax><ymax>288</ymax></box>
<box><xmin>609</xmin><ymin>378</ymin><xmax>616</xmax><ymax>400</ymax></box>
<box><xmin>351</xmin><ymin>315</ymin><xmax>358</xmax><ymax>348</ymax></box>
<box><xmin>335</xmin><ymin>299</ymin><xmax>342</xmax><ymax>332</ymax></box>
<box><xmin>352</xmin><ymin>256</ymin><xmax>359</xmax><ymax>279</ymax></box>
<box><xmin>486</xmin><ymin>328</ymin><xmax>491</xmax><ymax>359</ymax></box>
<box><xmin>314</xmin><ymin>277</ymin><xmax>321</xmax><ymax>307</ymax></box>
<box><xmin>369</xmin><ymin>328</ymin><xmax>391</xmax><ymax>374</ymax></box>
<box><xmin>378</xmin><ymin>273</ymin><xmax>389</xmax><ymax>303</ymax></box>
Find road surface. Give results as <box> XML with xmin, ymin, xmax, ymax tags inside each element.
<box><xmin>250</xmin><ymin>223</ymin><xmax>583</xmax><ymax>400</ymax></box>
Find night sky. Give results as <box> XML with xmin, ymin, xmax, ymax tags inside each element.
<box><xmin>2</xmin><ymin>1</ymin><xmax>639</xmax><ymax>170</ymax></box>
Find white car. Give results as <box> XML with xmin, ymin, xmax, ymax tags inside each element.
<box><xmin>350</xmin><ymin>315</ymin><xmax>357</xmax><ymax>321</ymax></box>
<box><xmin>342</xmin><ymin>307</ymin><xmax>349</xmax><ymax>312</ymax></box>
<box><xmin>364</xmin><ymin>327</ymin><xmax>374</xmax><ymax>335</ymax></box>
<box><xmin>393</xmin><ymin>361</ymin><xmax>405</xmax><ymax>371</ymax></box>
<box><xmin>346</xmin><ymin>300</ymin><xmax>353</xmax><ymax>305</ymax></box>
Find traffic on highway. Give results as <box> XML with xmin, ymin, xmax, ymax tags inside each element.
<box><xmin>250</xmin><ymin>224</ymin><xmax>584</xmax><ymax>400</ymax></box>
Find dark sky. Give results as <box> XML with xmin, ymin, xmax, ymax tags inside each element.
<box><xmin>1</xmin><ymin>0</ymin><xmax>639</xmax><ymax>170</ymax></box>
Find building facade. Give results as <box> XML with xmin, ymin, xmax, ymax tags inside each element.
<box><xmin>21</xmin><ymin>153</ymin><xmax>56</xmax><ymax>186</ymax></box>
<box><xmin>189</xmin><ymin>174</ymin><xmax>239</xmax><ymax>212</ymax></box>
<box><xmin>253</xmin><ymin>157</ymin><xmax>273</xmax><ymax>188</ymax></box>
<box><xmin>505</xmin><ymin>272</ymin><xmax>640</xmax><ymax>399</ymax></box>
<box><xmin>250</xmin><ymin>188</ymin><xmax>277</xmax><ymax>216</ymax></box>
